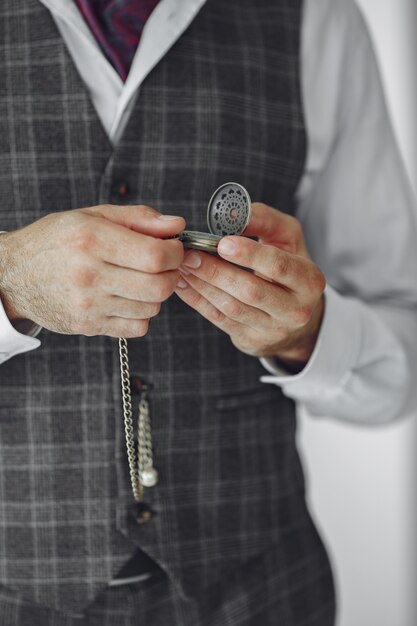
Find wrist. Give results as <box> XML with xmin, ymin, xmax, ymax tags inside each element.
<box><xmin>0</xmin><ymin>231</ymin><xmax>26</xmax><ymax>321</ymax></box>
<box><xmin>265</xmin><ymin>296</ymin><xmax>325</xmax><ymax>373</ymax></box>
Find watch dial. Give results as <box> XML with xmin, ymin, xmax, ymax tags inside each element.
<box><xmin>207</xmin><ymin>183</ymin><xmax>251</xmax><ymax>237</ymax></box>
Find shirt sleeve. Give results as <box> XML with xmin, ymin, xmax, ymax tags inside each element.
<box><xmin>260</xmin><ymin>0</ymin><xmax>417</xmax><ymax>424</ymax></box>
<box><xmin>0</xmin><ymin>231</ymin><xmax>41</xmax><ymax>364</ymax></box>
<box><xmin>0</xmin><ymin>297</ymin><xmax>41</xmax><ymax>364</ymax></box>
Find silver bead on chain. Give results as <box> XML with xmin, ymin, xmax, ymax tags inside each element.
<box><xmin>138</xmin><ymin>394</ymin><xmax>159</xmax><ymax>488</ymax></box>
<box><xmin>118</xmin><ymin>338</ymin><xmax>158</xmax><ymax>502</ymax></box>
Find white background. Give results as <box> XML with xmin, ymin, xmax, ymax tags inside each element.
<box><xmin>298</xmin><ymin>1</ymin><xmax>417</xmax><ymax>625</ymax></box>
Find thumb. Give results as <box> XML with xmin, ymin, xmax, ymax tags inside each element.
<box><xmin>244</xmin><ymin>202</ymin><xmax>307</xmax><ymax>256</ymax></box>
<box><xmin>82</xmin><ymin>204</ymin><xmax>186</xmax><ymax>237</ymax></box>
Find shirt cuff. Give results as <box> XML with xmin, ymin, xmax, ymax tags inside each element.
<box><xmin>0</xmin><ymin>297</ymin><xmax>41</xmax><ymax>363</ymax></box>
<box><xmin>260</xmin><ymin>285</ymin><xmax>362</xmax><ymax>395</ymax></box>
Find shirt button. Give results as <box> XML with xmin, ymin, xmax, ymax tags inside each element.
<box><xmin>134</xmin><ymin>502</ymin><xmax>154</xmax><ymax>525</ymax></box>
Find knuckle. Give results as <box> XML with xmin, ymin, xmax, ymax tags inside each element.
<box><xmin>153</xmin><ymin>274</ymin><xmax>176</xmax><ymax>301</ymax></box>
<box><xmin>71</xmin><ymin>226</ymin><xmax>96</xmax><ymax>253</ymax></box>
<box><xmin>211</xmin><ymin>307</ymin><xmax>226</xmax><ymax>323</ymax></box>
<box><xmin>71</xmin><ymin>266</ymin><xmax>98</xmax><ymax>288</ymax></box>
<box><xmin>310</xmin><ymin>266</ymin><xmax>326</xmax><ymax>293</ymax></box>
<box><xmin>272</xmin><ymin>253</ymin><xmax>290</xmax><ymax>278</ymax></box>
<box><xmin>133</xmin><ymin>319</ymin><xmax>149</xmax><ymax>337</ymax></box>
<box><xmin>138</xmin><ymin>204</ymin><xmax>157</xmax><ymax>216</ymax></box>
<box><xmin>189</xmin><ymin>290</ymin><xmax>203</xmax><ymax>307</ymax></box>
<box><xmin>275</xmin><ymin>327</ymin><xmax>288</xmax><ymax>342</ymax></box>
<box><xmin>87</xmin><ymin>204</ymin><xmax>107</xmax><ymax>216</ymax></box>
<box><xmin>169</xmin><ymin>238</ymin><xmax>185</xmax><ymax>264</ymax></box>
<box><xmin>241</xmin><ymin>279</ymin><xmax>262</xmax><ymax>303</ymax></box>
<box><xmin>148</xmin><ymin>302</ymin><xmax>161</xmax><ymax>317</ymax></box>
<box><xmin>116</xmin><ymin>319</ymin><xmax>149</xmax><ymax>339</ymax></box>
<box><xmin>56</xmin><ymin>209</ymin><xmax>76</xmax><ymax>227</ymax></box>
<box><xmin>146</xmin><ymin>242</ymin><xmax>169</xmax><ymax>273</ymax></box>
<box><xmin>288</xmin><ymin>214</ymin><xmax>302</xmax><ymax>234</ymax></box>
<box><xmin>97</xmin><ymin>319</ymin><xmax>118</xmax><ymax>338</ymax></box>
<box><xmin>231</xmin><ymin>332</ymin><xmax>256</xmax><ymax>354</ymax></box>
<box><xmin>293</xmin><ymin>305</ymin><xmax>313</xmax><ymax>327</ymax></box>
<box><xmin>206</xmin><ymin>261</ymin><xmax>221</xmax><ymax>284</ymax></box>
<box><xmin>266</xmin><ymin>325</ymin><xmax>286</xmax><ymax>344</ymax></box>
<box><xmin>223</xmin><ymin>298</ymin><xmax>242</xmax><ymax>320</ymax></box>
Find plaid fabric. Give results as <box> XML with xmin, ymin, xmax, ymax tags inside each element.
<box><xmin>0</xmin><ymin>535</ymin><xmax>335</xmax><ymax>625</ymax></box>
<box><xmin>0</xmin><ymin>0</ymin><xmax>336</xmax><ymax>621</ymax></box>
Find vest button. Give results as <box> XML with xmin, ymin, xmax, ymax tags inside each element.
<box><xmin>112</xmin><ymin>180</ymin><xmax>129</xmax><ymax>200</ymax></box>
<box><xmin>130</xmin><ymin>376</ymin><xmax>145</xmax><ymax>395</ymax></box>
<box><xmin>134</xmin><ymin>502</ymin><xmax>154</xmax><ymax>525</ymax></box>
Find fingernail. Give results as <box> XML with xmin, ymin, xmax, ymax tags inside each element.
<box><xmin>177</xmin><ymin>278</ymin><xmax>188</xmax><ymax>289</ymax></box>
<box><xmin>182</xmin><ymin>252</ymin><xmax>202</xmax><ymax>269</ymax></box>
<box><xmin>158</xmin><ymin>214</ymin><xmax>182</xmax><ymax>221</ymax></box>
<box><xmin>218</xmin><ymin>238</ymin><xmax>236</xmax><ymax>256</ymax></box>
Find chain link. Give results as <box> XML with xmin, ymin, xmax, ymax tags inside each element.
<box><xmin>118</xmin><ymin>337</ymin><xmax>143</xmax><ymax>501</ymax></box>
<box><xmin>118</xmin><ymin>337</ymin><xmax>158</xmax><ymax>501</ymax></box>
<box><xmin>138</xmin><ymin>392</ymin><xmax>151</xmax><ymax>475</ymax></box>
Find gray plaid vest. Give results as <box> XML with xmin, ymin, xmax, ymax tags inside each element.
<box><xmin>0</xmin><ymin>0</ymin><xmax>335</xmax><ymax>617</ymax></box>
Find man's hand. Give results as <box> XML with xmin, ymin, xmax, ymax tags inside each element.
<box><xmin>175</xmin><ymin>203</ymin><xmax>325</xmax><ymax>371</ymax></box>
<box><xmin>0</xmin><ymin>205</ymin><xmax>185</xmax><ymax>338</ymax></box>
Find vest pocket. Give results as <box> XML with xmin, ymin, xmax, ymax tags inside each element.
<box><xmin>215</xmin><ymin>386</ymin><xmax>285</xmax><ymax>411</ymax></box>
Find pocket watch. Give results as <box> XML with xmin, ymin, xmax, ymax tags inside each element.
<box><xmin>178</xmin><ymin>182</ymin><xmax>252</xmax><ymax>253</ymax></box>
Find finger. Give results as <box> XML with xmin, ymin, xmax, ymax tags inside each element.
<box><xmin>216</xmin><ymin>237</ymin><xmax>325</xmax><ymax>296</ymax></box>
<box><xmin>82</xmin><ymin>204</ymin><xmax>186</xmax><ymax>237</ymax></box>
<box><xmin>244</xmin><ymin>202</ymin><xmax>307</xmax><ymax>255</ymax></box>
<box><xmin>180</xmin><ymin>249</ymin><xmax>296</xmax><ymax>316</ymax></box>
<box><xmin>101</xmin><ymin>265</ymin><xmax>180</xmax><ymax>303</ymax></box>
<box><xmin>100</xmin><ymin>317</ymin><xmax>151</xmax><ymax>339</ymax></box>
<box><xmin>177</xmin><ymin>272</ymin><xmax>271</xmax><ymax>331</ymax></box>
<box><xmin>107</xmin><ymin>297</ymin><xmax>161</xmax><ymax>320</ymax></box>
<box><xmin>74</xmin><ymin>220</ymin><xmax>184</xmax><ymax>272</ymax></box>
<box><xmin>174</xmin><ymin>280</ymin><xmax>245</xmax><ymax>338</ymax></box>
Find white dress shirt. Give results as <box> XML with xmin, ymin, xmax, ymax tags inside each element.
<box><xmin>1</xmin><ymin>0</ymin><xmax>417</xmax><ymax>425</ymax></box>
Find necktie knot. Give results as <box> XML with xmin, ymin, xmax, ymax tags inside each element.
<box><xmin>74</xmin><ymin>0</ymin><xmax>161</xmax><ymax>81</ymax></box>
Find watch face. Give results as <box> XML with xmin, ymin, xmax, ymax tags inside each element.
<box><xmin>179</xmin><ymin>231</ymin><xmax>221</xmax><ymax>253</ymax></box>
<box><xmin>207</xmin><ymin>182</ymin><xmax>252</xmax><ymax>237</ymax></box>
<box><xmin>177</xmin><ymin>183</ymin><xmax>251</xmax><ymax>255</ymax></box>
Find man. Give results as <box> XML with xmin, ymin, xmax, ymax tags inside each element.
<box><xmin>0</xmin><ymin>0</ymin><xmax>416</xmax><ymax>624</ymax></box>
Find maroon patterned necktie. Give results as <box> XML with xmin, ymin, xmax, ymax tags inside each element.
<box><xmin>74</xmin><ymin>0</ymin><xmax>161</xmax><ymax>81</ymax></box>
